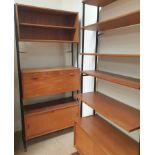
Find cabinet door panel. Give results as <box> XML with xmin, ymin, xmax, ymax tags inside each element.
<box><xmin>25</xmin><ymin>105</ymin><xmax>79</xmax><ymax>140</ymax></box>
<box><xmin>22</xmin><ymin>69</ymin><xmax>80</xmax><ymax>99</ymax></box>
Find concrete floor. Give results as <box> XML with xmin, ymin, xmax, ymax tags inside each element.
<box><xmin>14</xmin><ymin>128</ymin><xmax>78</xmax><ymax>155</ymax></box>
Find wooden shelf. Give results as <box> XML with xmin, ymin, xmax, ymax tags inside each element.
<box><xmin>19</xmin><ymin>39</ymin><xmax>79</xmax><ymax>43</ymax></box>
<box><xmin>83</xmin><ymin>0</ymin><xmax>116</xmax><ymax>7</ymax></box>
<box><xmin>76</xmin><ymin>92</ymin><xmax>140</xmax><ymax>131</ymax></box>
<box><xmin>76</xmin><ymin>115</ymin><xmax>139</xmax><ymax>155</ymax></box>
<box><xmin>82</xmin><ymin>11</ymin><xmax>140</xmax><ymax>31</ymax></box>
<box><xmin>80</xmin><ymin>53</ymin><xmax>140</xmax><ymax>57</ymax></box>
<box><xmin>22</xmin><ymin>66</ymin><xmax>78</xmax><ymax>73</ymax></box>
<box><xmin>82</xmin><ymin>70</ymin><xmax>140</xmax><ymax>89</ymax></box>
<box><xmin>16</xmin><ymin>4</ymin><xmax>79</xmax><ymax>43</ymax></box>
<box><xmin>20</xmin><ymin>23</ymin><xmax>76</xmax><ymax>30</ymax></box>
<box><xmin>24</xmin><ymin>97</ymin><xmax>77</xmax><ymax>115</ymax></box>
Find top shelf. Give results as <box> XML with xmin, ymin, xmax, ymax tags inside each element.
<box><xmin>83</xmin><ymin>0</ymin><xmax>117</xmax><ymax>7</ymax></box>
<box><xmin>82</xmin><ymin>11</ymin><xmax>140</xmax><ymax>31</ymax></box>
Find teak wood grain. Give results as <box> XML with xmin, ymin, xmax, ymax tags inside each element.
<box><xmin>76</xmin><ymin>92</ymin><xmax>140</xmax><ymax>131</ymax></box>
<box><xmin>82</xmin><ymin>11</ymin><xmax>140</xmax><ymax>31</ymax></box>
<box><xmin>22</xmin><ymin>67</ymin><xmax>80</xmax><ymax>99</ymax></box>
<box><xmin>80</xmin><ymin>53</ymin><xmax>140</xmax><ymax>57</ymax></box>
<box><xmin>15</xmin><ymin>4</ymin><xmax>79</xmax><ymax>42</ymax></box>
<box><xmin>82</xmin><ymin>70</ymin><xmax>140</xmax><ymax>89</ymax></box>
<box><xmin>75</xmin><ymin>115</ymin><xmax>139</xmax><ymax>155</ymax></box>
<box><xmin>83</xmin><ymin>0</ymin><xmax>116</xmax><ymax>7</ymax></box>
<box><xmin>24</xmin><ymin>98</ymin><xmax>79</xmax><ymax>140</ymax></box>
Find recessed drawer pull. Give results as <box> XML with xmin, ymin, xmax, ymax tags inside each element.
<box><xmin>31</xmin><ymin>77</ymin><xmax>38</xmax><ymax>80</ymax></box>
<box><xmin>69</xmin><ymin>73</ymin><xmax>75</xmax><ymax>76</ymax></box>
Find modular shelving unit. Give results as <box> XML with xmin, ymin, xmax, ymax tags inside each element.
<box><xmin>15</xmin><ymin>4</ymin><xmax>80</xmax><ymax>150</ymax></box>
<box><xmin>74</xmin><ymin>0</ymin><xmax>140</xmax><ymax>155</ymax></box>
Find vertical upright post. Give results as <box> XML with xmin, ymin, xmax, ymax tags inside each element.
<box><xmin>14</xmin><ymin>5</ymin><xmax>27</xmax><ymax>151</ymax></box>
<box><xmin>77</xmin><ymin>43</ymin><xmax>79</xmax><ymax>68</ymax></box>
<box><xmin>93</xmin><ymin>6</ymin><xmax>100</xmax><ymax>115</ymax></box>
<box><xmin>80</xmin><ymin>2</ymin><xmax>85</xmax><ymax>117</ymax></box>
<box><xmin>71</xmin><ymin>43</ymin><xmax>74</xmax><ymax>97</ymax></box>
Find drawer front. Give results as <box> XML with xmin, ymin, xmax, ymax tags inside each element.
<box><xmin>25</xmin><ymin>105</ymin><xmax>79</xmax><ymax>140</ymax></box>
<box><xmin>22</xmin><ymin>69</ymin><xmax>80</xmax><ymax>99</ymax></box>
<box><xmin>75</xmin><ymin>124</ymin><xmax>94</xmax><ymax>155</ymax></box>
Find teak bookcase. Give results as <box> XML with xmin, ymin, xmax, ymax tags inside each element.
<box><xmin>15</xmin><ymin>4</ymin><xmax>80</xmax><ymax>150</ymax></box>
<box><xmin>74</xmin><ymin>0</ymin><xmax>140</xmax><ymax>155</ymax></box>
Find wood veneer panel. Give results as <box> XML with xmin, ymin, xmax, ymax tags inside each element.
<box><xmin>20</xmin><ymin>25</ymin><xmax>75</xmax><ymax>41</ymax></box>
<box><xmin>82</xmin><ymin>70</ymin><xmax>140</xmax><ymax>89</ymax></box>
<box><xmin>20</xmin><ymin>23</ymin><xmax>76</xmax><ymax>30</ymax></box>
<box><xmin>83</xmin><ymin>0</ymin><xmax>116</xmax><ymax>7</ymax></box>
<box><xmin>16</xmin><ymin>4</ymin><xmax>79</xmax><ymax>42</ymax></box>
<box><xmin>82</xmin><ymin>11</ymin><xmax>140</xmax><ymax>31</ymax></box>
<box><xmin>80</xmin><ymin>53</ymin><xmax>140</xmax><ymax>57</ymax></box>
<box><xmin>22</xmin><ymin>67</ymin><xmax>80</xmax><ymax>99</ymax></box>
<box><xmin>24</xmin><ymin>98</ymin><xmax>79</xmax><ymax>140</ymax></box>
<box><xmin>75</xmin><ymin>115</ymin><xmax>139</xmax><ymax>155</ymax></box>
<box><xmin>77</xmin><ymin>92</ymin><xmax>140</xmax><ymax>131</ymax></box>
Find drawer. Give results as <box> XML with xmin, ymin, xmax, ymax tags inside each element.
<box><xmin>75</xmin><ymin>124</ymin><xmax>94</xmax><ymax>155</ymax></box>
<box><xmin>22</xmin><ymin>68</ymin><xmax>80</xmax><ymax>99</ymax></box>
<box><xmin>25</xmin><ymin>104</ymin><xmax>79</xmax><ymax>140</ymax></box>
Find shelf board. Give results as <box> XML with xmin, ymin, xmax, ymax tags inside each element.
<box><xmin>80</xmin><ymin>53</ymin><xmax>140</xmax><ymax>57</ymax></box>
<box><xmin>82</xmin><ymin>70</ymin><xmax>140</xmax><ymax>89</ymax></box>
<box><xmin>20</xmin><ymin>23</ymin><xmax>76</xmax><ymax>30</ymax></box>
<box><xmin>83</xmin><ymin>0</ymin><xmax>116</xmax><ymax>7</ymax></box>
<box><xmin>82</xmin><ymin>11</ymin><xmax>140</xmax><ymax>31</ymax></box>
<box><xmin>77</xmin><ymin>92</ymin><xmax>140</xmax><ymax>131</ymax></box>
<box><xmin>19</xmin><ymin>39</ymin><xmax>79</xmax><ymax>43</ymax></box>
<box><xmin>77</xmin><ymin>115</ymin><xmax>139</xmax><ymax>155</ymax></box>
<box><xmin>24</xmin><ymin>97</ymin><xmax>77</xmax><ymax>115</ymax></box>
<box><xmin>22</xmin><ymin>66</ymin><xmax>78</xmax><ymax>73</ymax></box>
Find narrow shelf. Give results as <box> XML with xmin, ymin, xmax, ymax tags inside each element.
<box><xmin>22</xmin><ymin>66</ymin><xmax>78</xmax><ymax>73</ymax></box>
<box><xmin>82</xmin><ymin>70</ymin><xmax>140</xmax><ymax>89</ymax></box>
<box><xmin>82</xmin><ymin>11</ymin><xmax>140</xmax><ymax>31</ymax></box>
<box><xmin>20</xmin><ymin>23</ymin><xmax>76</xmax><ymax>30</ymax></box>
<box><xmin>19</xmin><ymin>39</ymin><xmax>79</xmax><ymax>43</ymax></box>
<box><xmin>83</xmin><ymin>0</ymin><xmax>116</xmax><ymax>7</ymax></box>
<box><xmin>77</xmin><ymin>92</ymin><xmax>140</xmax><ymax>131</ymax></box>
<box><xmin>80</xmin><ymin>53</ymin><xmax>140</xmax><ymax>57</ymax></box>
<box><xmin>76</xmin><ymin>115</ymin><xmax>139</xmax><ymax>155</ymax></box>
<box><xmin>24</xmin><ymin>97</ymin><xmax>78</xmax><ymax>115</ymax></box>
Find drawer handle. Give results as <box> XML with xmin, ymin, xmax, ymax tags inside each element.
<box><xmin>31</xmin><ymin>77</ymin><xmax>38</xmax><ymax>80</ymax></box>
<box><xmin>69</xmin><ymin>73</ymin><xmax>75</xmax><ymax>76</ymax></box>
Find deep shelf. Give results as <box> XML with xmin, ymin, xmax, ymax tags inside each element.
<box><xmin>20</xmin><ymin>23</ymin><xmax>76</xmax><ymax>30</ymax></box>
<box><xmin>82</xmin><ymin>70</ymin><xmax>140</xmax><ymax>89</ymax></box>
<box><xmin>19</xmin><ymin>39</ymin><xmax>79</xmax><ymax>43</ymax></box>
<box><xmin>76</xmin><ymin>115</ymin><xmax>139</xmax><ymax>155</ymax></box>
<box><xmin>82</xmin><ymin>11</ymin><xmax>140</xmax><ymax>31</ymax></box>
<box><xmin>83</xmin><ymin>0</ymin><xmax>117</xmax><ymax>7</ymax></box>
<box><xmin>76</xmin><ymin>92</ymin><xmax>140</xmax><ymax>131</ymax></box>
<box><xmin>24</xmin><ymin>97</ymin><xmax>77</xmax><ymax>115</ymax></box>
<box><xmin>80</xmin><ymin>53</ymin><xmax>140</xmax><ymax>57</ymax></box>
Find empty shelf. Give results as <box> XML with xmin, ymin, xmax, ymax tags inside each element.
<box><xmin>80</xmin><ymin>53</ymin><xmax>140</xmax><ymax>57</ymax></box>
<box><xmin>77</xmin><ymin>92</ymin><xmax>140</xmax><ymax>131</ymax></box>
<box><xmin>24</xmin><ymin>97</ymin><xmax>78</xmax><ymax>115</ymax></box>
<box><xmin>82</xmin><ymin>70</ymin><xmax>140</xmax><ymax>89</ymax></box>
<box><xmin>83</xmin><ymin>0</ymin><xmax>116</xmax><ymax>7</ymax></box>
<box><xmin>82</xmin><ymin>11</ymin><xmax>140</xmax><ymax>31</ymax></box>
<box><xmin>76</xmin><ymin>115</ymin><xmax>139</xmax><ymax>155</ymax></box>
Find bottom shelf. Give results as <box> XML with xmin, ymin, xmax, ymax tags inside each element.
<box><xmin>24</xmin><ymin>97</ymin><xmax>79</xmax><ymax>140</ymax></box>
<box><xmin>75</xmin><ymin>115</ymin><xmax>139</xmax><ymax>155</ymax></box>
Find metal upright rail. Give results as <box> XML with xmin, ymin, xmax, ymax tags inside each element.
<box><xmin>14</xmin><ymin>5</ymin><xmax>27</xmax><ymax>151</ymax></box>
<box><xmin>80</xmin><ymin>2</ymin><xmax>85</xmax><ymax>117</ymax></box>
<box><xmin>81</xmin><ymin>3</ymin><xmax>100</xmax><ymax>117</ymax></box>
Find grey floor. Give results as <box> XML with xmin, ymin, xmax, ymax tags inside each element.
<box><xmin>14</xmin><ymin>128</ymin><xmax>78</xmax><ymax>155</ymax></box>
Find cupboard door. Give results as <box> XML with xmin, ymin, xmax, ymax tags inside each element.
<box><xmin>25</xmin><ymin>105</ymin><xmax>79</xmax><ymax>140</ymax></box>
<box><xmin>75</xmin><ymin>124</ymin><xmax>94</xmax><ymax>155</ymax></box>
<box><xmin>22</xmin><ymin>68</ymin><xmax>80</xmax><ymax>99</ymax></box>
